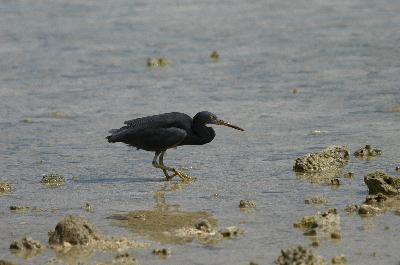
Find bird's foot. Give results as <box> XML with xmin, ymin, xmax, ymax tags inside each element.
<box><xmin>172</xmin><ymin>169</ymin><xmax>196</xmax><ymax>182</ymax></box>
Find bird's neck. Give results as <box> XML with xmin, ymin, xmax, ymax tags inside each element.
<box><xmin>192</xmin><ymin>123</ymin><xmax>215</xmax><ymax>145</ymax></box>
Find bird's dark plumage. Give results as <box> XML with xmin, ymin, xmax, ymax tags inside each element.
<box><xmin>107</xmin><ymin>111</ymin><xmax>244</xmax><ymax>180</ymax></box>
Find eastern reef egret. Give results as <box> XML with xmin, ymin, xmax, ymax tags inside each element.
<box><xmin>107</xmin><ymin>111</ymin><xmax>244</xmax><ymax>181</ymax></box>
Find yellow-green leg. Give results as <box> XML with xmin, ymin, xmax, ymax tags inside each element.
<box><xmin>152</xmin><ymin>151</ymin><xmax>192</xmax><ymax>181</ymax></box>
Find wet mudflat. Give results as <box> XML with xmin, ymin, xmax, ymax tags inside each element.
<box><xmin>1</xmin><ymin>0</ymin><xmax>400</xmax><ymax>264</ymax></box>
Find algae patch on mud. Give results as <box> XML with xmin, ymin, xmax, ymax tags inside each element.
<box><xmin>110</xmin><ymin>209</ymin><xmax>218</xmax><ymax>244</ymax></box>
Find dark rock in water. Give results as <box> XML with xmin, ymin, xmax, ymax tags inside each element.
<box><xmin>354</xmin><ymin>145</ymin><xmax>382</xmax><ymax>159</ymax></box>
<box><xmin>210</xmin><ymin>51</ymin><xmax>220</xmax><ymax>61</ymax></box>
<box><xmin>0</xmin><ymin>182</ymin><xmax>12</xmax><ymax>194</ymax></box>
<box><xmin>293</xmin><ymin>145</ymin><xmax>349</xmax><ymax>173</ymax></box>
<box><xmin>9</xmin><ymin>206</ymin><xmax>30</xmax><ymax>212</ymax></box>
<box><xmin>10</xmin><ymin>236</ymin><xmax>43</xmax><ymax>251</ymax></box>
<box><xmin>275</xmin><ymin>245</ymin><xmax>326</xmax><ymax>265</ymax></box>
<box><xmin>219</xmin><ymin>226</ymin><xmax>243</xmax><ymax>238</ymax></box>
<box><xmin>40</xmin><ymin>174</ymin><xmax>65</xmax><ymax>187</ymax></box>
<box><xmin>9</xmin><ymin>236</ymin><xmax>44</xmax><ymax>259</ymax></box>
<box><xmin>239</xmin><ymin>200</ymin><xmax>256</xmax><ymax>209</ymax></box>
<box><xmin>364</xmin><ymin>171</ymin><xmax>400</xmax><ymax>195</ymax></box>
<box><xmin>48</xmin><ymin>215</ymin><xmax>103</xmax><ymax>245</ymax></box>
<box><xmin>152</xmin><ymin>248</ymin><xmax>171</xmax><ymax>257</ymax></box>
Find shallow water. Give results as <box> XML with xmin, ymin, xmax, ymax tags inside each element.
<box><xmin>1</xmin><ymin>0</ymin><xmax>400</xmax><ymax>264</ymax></box>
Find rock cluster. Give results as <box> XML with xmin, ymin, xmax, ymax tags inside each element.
<box><xmin>275</xmin><ymin>245</ymin><xmax>326</xmax><ymax>265</ymax></box>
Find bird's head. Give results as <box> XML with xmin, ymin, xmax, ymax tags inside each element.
<box><xmin>194</xmin><ymin>111</ymin><xmax>245</xmax><ymax>131</ymax></box>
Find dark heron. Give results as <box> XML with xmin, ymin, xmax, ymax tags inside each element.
<box><xmin>106</xmin><ymin>111</ymin><xmax>244</xmax><ymax>181</ymax></box>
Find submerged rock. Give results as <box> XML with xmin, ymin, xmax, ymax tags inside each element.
<box><xmin>84</xmin><ymin>202</ymin><xmax>92</xmax><ymax>212</ymax></box>
<box><xmin>275</xmin><ymin>245</ymin><xmax>326</xmax><ymax>265</ymax></box>
<box><xmin>49</xmin><ymin>215</ymin><xmax>103</xmax><ymax>245</ymax></box>
<box><xmin>210</xmin><ymin>51</ymin><xmax>220</xmax><ymax>61</ymax></box>
<box><xmin>10</xmin><ymin>237</ymin><xmax>44</xmax><ymax>258</ymax></box>
<box><xmin>294</xmin><ymin>145</ymin><xmax>349</xmax><ymax>173</ymax></box>
<box><xmin>294</xmin><ymin>209</ymin><xmax>341</xmax><ymax>241</ymax></box>
<box><xmin>305</xmin><ymin>195</ymin><xmax>329</xmax><ymax>206</ymax></box>
<box><xmin>88</xmin><ymin>253</ymin><xmax>137</xmax><ymax>265</ymax></box>
<box><xmin>40</xmin><ymin>174</ymin><xmax>65</xmax><ymax>187</ymax></box>
<box><xmin>9</xmin><ymin>206</ymin><xmax>30</xmax><ymax>212</ymax></box>
<box><xmin>152</xmin><ymin>248</ymin><xmax>171</xmax><ymax>257</ymax></box>
<box><xmin>0</xmin><ymin>182</ymin><xmax>12</xmax><ymax>194</ymax></box>
<box><xmin>10</xmin><ymin>237</ymin><xmax>43</xmax><ymax>251</ymax></box>
<box><xmin>364</xmin><ymin>171</ymin><xmax>400</xmax><ymax>195</ymax></box>
<box><xmin>332</xmin><ymin>254</ymin><xmax>347</xmax><ymax>264</ymax></box>
<box><xmin>219</xmin><ymin>226</ymin><xmax>243</xmax><ymax>238</ymax></box>
<box><xmin>158</xmin><ymin>58</ymin><xmax>169</xmax><ymax>67</ymax></box>
<box><xmin>147</xmin><ymin>58</ymin><xmax>159</xmax><ymax>67</ymax></box>
<box><xmin>354</xmin><ymin>145</ymin><xmax>382</xmax><ymax>159</ymax></box>
<box><xmin>239</xmin><ymin>200</ymin><xmax>256</xmax><ymax>209</ymax></box>
<box><xmin>147</xmin><ymin>57</ymin><xmax>169</xmax><ymax>68</ymax></box>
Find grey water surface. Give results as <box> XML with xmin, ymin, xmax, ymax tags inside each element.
<box><xmin>1</xmin><ymin>0</ymin><xmax>400</xmax><ymax>264</ymax></box>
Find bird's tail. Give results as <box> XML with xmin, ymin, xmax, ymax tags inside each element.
<box><xmin>106</xmin><ymin>129</ymin><xmax>120</xmax><ymax>143</ymax></box>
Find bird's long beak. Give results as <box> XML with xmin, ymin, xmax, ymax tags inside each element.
<box><xmin>216</xmin><ymin>119</ymin><xmax>245</xmax><ymax>131</ymax></box>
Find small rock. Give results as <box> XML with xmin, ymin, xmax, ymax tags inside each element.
<box><xmin>330</xmin><ymin>179</ymin><xmax>340</xmax><ymax>185</ymax></box>
<box><xmin>219</xmin><ymin>226</ymin><xmax>243</xmax><ymax>238</ymax></box>
<box><xmin>239</xmin><ymin>200</ymin><xmax>256</xmax><ymax>209</ymax></box>
<box><xmin>9</xmin><ymin>206</ymin><xmax>30</xmax><ymax>212</ymax></box>
<box><xmin>48</xmin><ymin>215</ymin><xmax>103</xmax><ymax>245</ymax></box>
<box><xmin>10</xmin><ymin>237</ymin><xmax>43</xmax><ymax>251</ymax></box>
<box><xmin>305</xmin><ymin>195</ymin><xmax>329</xmax><ymax>205</ymax></box>
<box><xmin>311</xmin><ymin>240</ymin><xmax>320</xmax><ymax>247</ymax></box>
<box><xmin>195</xmin><ymin>219</ymin><xmax>212</xmax><ymax>232</ymax></box>
<box><xmin>332</xmin><ymin>254</ymin><xmax>347</xmax><ymax>264</ymax></box>
<box><xmin>249</xmin><ymin>262</ymin><xmax>260</xmax><ymax>265</ymax></box>
<box><xmin>354</xmin><ymin>145</ymin><xmax>382</xmax><ymax>159</ymax></box>
<box><xmin>114</xmin><ymin>253</ymin><xmax>136</xmax><ymax>264</ymax></box>
<box><xmin>210</xmin><ymin>51</ymin><xmax>220</xmax><ymax>61</ymax></box>
<box><xmin>84</xmin><ymin>202</ymin><xmax>92</xmax><ymax>212</ymax></box>
<box><xmin>395</xmin><ymin>166</ymin><xmax>400</xmax><ymax>172</ymax></box>
<box><xmin>292</xmin><ymin>87</ymin><xmax>299</xmax><ymax>94</ymax></box>
<box><xmin>364</xmin><ymin>171</ymin><xmax>400</xmax><ymax>195</ymax></box>
<box><xmin>40</xmin><ymin>174</ymin><xmax>65</xmax><ymax>187</ymax></box>
<box><xmin>275</xmin><ymin>245</ymin><xmax>326</xmax><ymax>265</ymax></box>
<box><xmin>152</xmin><ymin>248</ymin><xmax>171</xmax><ymax>257</ymax></box>
<box><xmin>158</xmin><ymin>58</ymin><xmax>169</xmax><ymax>67</ymax></box>
<box><xmin>330</xmin><ymin>232</ymin><xmax>341</xmax><ymax>240</ymax></box>
<box><xmin>0</xmin><ymin>182</ymin><xmax>12</xmax><ymax>194</ymax></box>
<box><xmin>147</xmin><ymin>58</ymin><xmax>159</xmax><ymax>67</ymax></box>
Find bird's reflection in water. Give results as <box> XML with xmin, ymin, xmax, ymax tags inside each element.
<box><xmin>111</xmin><ymin>182</ymin><xmax>219</xmax><ymax>245</ymax></box>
